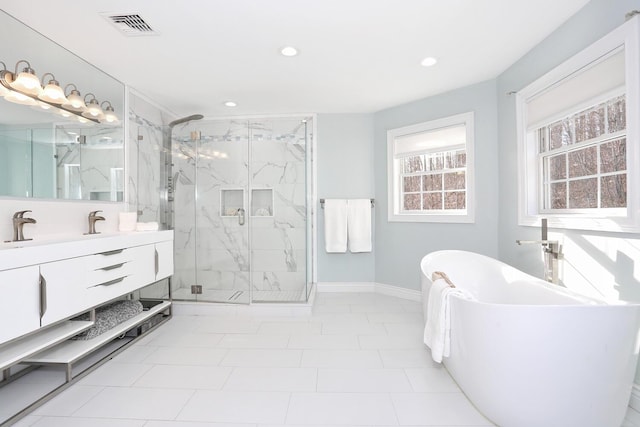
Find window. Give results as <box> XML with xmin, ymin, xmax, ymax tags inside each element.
<box><xmin>517</xmin><ymin>17</ymin><xmax>640</xmax><ymax>232</ymax></box>
<box><xmin>387</xmin><ymin>112</ymin><xmax>474</xmax><ymax>223</ymax></box>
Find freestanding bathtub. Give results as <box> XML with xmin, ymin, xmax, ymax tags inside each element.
<box><xmin>421</xmin><ymin>250</ymin><xmax>640</xmax><ymax>427</ymax></box>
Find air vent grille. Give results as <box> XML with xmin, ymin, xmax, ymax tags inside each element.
<box><xmin>102</xmin><ymin>13</ymin><xmax>158</xmax><ymax>36</ymax></box>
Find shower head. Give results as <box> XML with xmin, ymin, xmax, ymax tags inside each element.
<box><xmin>169</xmin><ymin>114</ymin><xmax>204</xmax><ymax>128</ymax></box>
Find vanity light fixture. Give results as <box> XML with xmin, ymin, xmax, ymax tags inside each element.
<box><xmin>100</xmin><ymin>100</ymin><xmax>119</xmax><ymax>123</ymax></box>
<box><xmin>224</xmin><ymin>101</ymin><xmax>237</xmax><ymax>107</ymax></box>
<box><xmin>63</xmin><ymin>84</ymin><xmax>86</xmax><ymax>111</ymax></box>
<box><xmin>420</xmin><ymin>57</ymin><xmax>438</xmax><ymax>67</ymax></box>
<box><xmin>281</xmin><ymin>46</ymin><xmax>298</xmax><ymax>57</ymax></box>
<box><xmin>82</xmin><ymin>93</ymin><xmax>104</xmax><ymax>119</ymax></box>
<box><xmin>0</xmin><ymin>62</ymin><xmax>10</xmax><ymax>96</ymax></box>
<box><xmin>0</xmin><ymin>59</ymin><xmax>118</xmax><ymax>124</ymax></box>
<box><xmin>10</xmin><ymin>60</ymin><xmax>41</xmax><ymax>95</ymax></box>
<box><xmin>38</xmin><ymin>73</ymin><xmax>68</xmax><ymax>104</ymax></box>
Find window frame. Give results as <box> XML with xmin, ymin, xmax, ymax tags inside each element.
<box><xmin>516</xmin><ymin>16</ymin><xmax>640</xmax><ymax>232</ymax></box>
<box><xmin>387</xmin><ymin>112</ymin><xmax>475</xmax><ymax>223</ymax></box>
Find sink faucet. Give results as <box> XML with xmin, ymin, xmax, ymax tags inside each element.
<box><xmin>516</xmin><ymin>218</ymin><xmax>562</xmax><ymax>284</ymax></box>
<box><xmin>87</xmin><ymin>210</ymin><xmax>105</xmax><ymax>235</ymax></box>
<box><xmin>10</xmin><ymin>210</ymin><xmax>36</xmax><ymax>242</ymax></box>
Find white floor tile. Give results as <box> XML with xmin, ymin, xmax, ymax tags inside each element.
<box><xmin>31</xmin><ymin>417</ymin><xmax>146</xmax><ymax>427</ymax></box>
<box><xmin>288</xmin><ymin>334</ymin><xmax>359</xmax><ymax>349</ymax></box>
<box><xmin>321</xmin><ymin>321</ymin><xmax>387</xmax><ymax>335</ymax></box>
<box><xmin>220</xmin><ymin>349</ymin><xmax>303</xmax><ymax>367</ymax></box>
<box><xmin>286</xmin><ymin>392</ymin><xmax>398</xmax><ymax>425</ymax></box>
<box><xmin>72</xmin><ymin>387</ymin><xmax>194</xmax><ymax>420</ymax></box>
<box><xmin>143</xmin><ymin>347</ymin><xmax>228</xmax><ymax>365</ymax></box>
<box><xmin>379</xmin><ymin>349</ymin><xmax>438</xmax><ymax>368</ymax></box>
<box><xmin>145</xmin><ymin>331</ymin><xmax>225</xmax><ymax>347</ymax></box>
<box><xmin>111</xmin><ymin>345</ymin><xmax>158</xmax><ymax>363</ymax></box>
<box><xmin>177</xmin><ymin>390</ymin><xmax>290</xmax><ymax>423</ymax></box>
<box><xmin>256</xmin><ymin>321</ymin><xmax>322</xmax><ymax>335</ymax></box>
<box><xmin>9</xmin><ymin>415</ymin><xmax>41</xmax><ymax>427</ymax></box>
<box><xmin>301</xmin><ymin>350</ymin><xmax>383</xmax><ymax>368</ymax></box>
<box><xmin>404</xmin><ymin>367</ymin><xmax>461</xmax><ymax>392</ymax></box>
<box><xmin>146</xmin><ymin>422</ymin><xmax>255</xmax><ymax>427</ymax></box>
<box><xmin>78</xmin><ymin>362</ymin><xmax>153</xmax><ymax>387</ymax></box>
<box><xmin>366</xmin><ymin>312</ymin><xmax>424</xmax><ymax>324</ymax></box>
<box><xmin>223</xmin><ymin>367</ymin><xmax>317</xmax><ymax>391</ymax></box>
<box><xmin>216</xmin><ymin>333</ymin><xmax>290</xmax><ymax>349</ymax></box>
<box><xmin>392</xmin><ymin>393</ymin><xmax>495</xmax><ymax>425</ymax></box>
<box><xmin>197</xmin><ymin>319</ymin><xmax>262</xmax><ymax>334</ymax></box>
<box><xmin>134</xmin><ymin>365</ymin><xmax>232</xmax><ymax>389</ymax></box>
<box><xmin>359</xmin><ymin>334</ymin><xmax>426</xmax><ymax>350</ymax></box>
<box><xmin>317</xmin><ymin>368</ymin><xmax>412</xmax><ymax>392</ymax></box>
<box><xmin>384</xmin><ymin>323</ymin><xmax>425</xmax><ymax>337</ymax></box>
<box><xmin>34</xmin><ymin>385</ymin><xmax>104</xmax><ymax>416</ymax></box>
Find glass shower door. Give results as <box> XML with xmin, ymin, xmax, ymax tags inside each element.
<box><xmin>194</xmin><ymin>121</ymin><xmax>251</xmax><ymax>303</ymax></box>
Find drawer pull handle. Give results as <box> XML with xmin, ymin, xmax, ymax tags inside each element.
<box><xmin>99</xmin><ymin>249</ymin><xmax>124</xmax><ymax>256</ymax></box>
<box><xmin>155</xmin><ymin>249</ymin><xmax>159</xmax><ymax>276</ymax></box>
<box><xmin>39</xmin><ymin>274</ymin><xmax>47</xmax><ymax>318</ymax></box>
<box><xmin>97</xmin><ymin>276</ymin><xmax>126</xmax><ymax>287</ymax></box>
<box><xmin>99</xmin><ymin>262</ymin><xmax>126</xmax><ymax>271</ymax></box>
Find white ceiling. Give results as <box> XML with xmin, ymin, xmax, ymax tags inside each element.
<box><xmin>0</xmin><ymin>0</ymin><xmax>591</xmax><ymax>118</ymax></box>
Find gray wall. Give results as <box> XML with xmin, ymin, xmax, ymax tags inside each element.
<box><xmin>317</xmin><ymin>114</ymin><xmax>376</xmax><ymax>282</ymax></box>
<box><xmin>373</xmin><ymin>80</ymin><xmax>500</xmax><ymax>290</ymax></box>
<box><xmin>497</xmin><ymin>0</ymin><xmax>640</xmax><ymax>303</ymax></box>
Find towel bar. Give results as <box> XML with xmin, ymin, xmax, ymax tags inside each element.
<box><xmin>320</xmin><ymin>198</ymin><xmax>374</xmax><ymax>208</ymax></box>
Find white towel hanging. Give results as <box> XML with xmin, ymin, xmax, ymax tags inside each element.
<box><xmin>347</xmin><ymin>199</ymin><xmax>372</xmax><ymax>253</ymax></box>
<box><xmin>323</xmin><ymin>199</ymin><xmax>348</xmax><ymax>253</ymax></box>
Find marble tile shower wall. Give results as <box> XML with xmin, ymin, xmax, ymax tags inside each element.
<box><xmin>172</xmin><ymin>118</ymin><xmax>309</xmax><ymax>298</ymax></box>
<box><xmin>127</xmin><ymin>94</ymin><xmax>169</xmax><ymax>222</ymax></box>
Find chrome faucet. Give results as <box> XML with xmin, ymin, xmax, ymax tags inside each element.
<box><xmin>10</xmin><ymin>210</ymin><xmax>36</xmax><ymax>242</ymax></box>
<box><xmin>516</xmin><ymin>218</ymin><xmax>562</xmax><ymax>284</ymax></box>
<box><xmin>87</xmin><ymin>210</ymin><xmax>105</xmax><ymax>235</ymax></box>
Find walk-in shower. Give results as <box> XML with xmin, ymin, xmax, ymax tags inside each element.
<box><xmin>164</xmin><ymin>116</ymin><xmax>314</xmax><ymax>304</ymax></box>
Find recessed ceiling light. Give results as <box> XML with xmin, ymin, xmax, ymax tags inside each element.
<box><xmin>281</xmin><ymin>46</ymin><xmax>298</xmax><ymax>57</ymax></box>
<box><xmin>421</xmin><ymin>57</ymin><xmax>438</xmax><ymax>67</ymax></box>
<box><xmin>224</xmin><ymin>101</ymin><xmax>237</xmax><ymax>107</ymax></box>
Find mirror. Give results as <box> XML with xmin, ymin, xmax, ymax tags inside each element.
<box><xmin>0</xmin><ymin>10</ymin><xmax>125</xmax><ymax>201</ymax></box>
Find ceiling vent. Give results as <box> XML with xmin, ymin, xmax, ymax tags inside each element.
<box><xmin>101</xmin><ymin>13</ymin><xmax>158</xmax><ymax>36</ymax></box>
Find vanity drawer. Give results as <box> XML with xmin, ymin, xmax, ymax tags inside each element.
<box><xmin>85</xmin><ymin>247</ymin><xmax>136</xmax><ymax>271</ymax></box>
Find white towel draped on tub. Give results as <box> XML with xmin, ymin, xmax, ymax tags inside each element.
<box><xmin>324</xmin><ymin>199</ymin><xmax>348</xmax><ymax>253</ymax></box>
<box><xmin>424</xmin><ymin>273</ymin><xmax>474</xmax><ymax>363</ymax></box>
<box><xmin>347</xmin><ymin>199</ymin><xmax>372</xmax><ymax>253</ymax></box>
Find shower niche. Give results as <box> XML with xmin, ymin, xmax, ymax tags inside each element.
<box><xmin>220</xmin><ymin>188</ymin><xmax>244</xmax><ymax>217</ymax></box>
<box><xmin>169</xmin><ymin>117</ymin><xmax>313</xmax><ymax>304</ymax></box>
<box><xmin>251</xmin><ymin>188</ymin><xmax>273</xmax><ymax>217</ymax></box>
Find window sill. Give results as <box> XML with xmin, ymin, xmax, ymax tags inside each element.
<box><xmin>518</xmin><ymin>212</ymin><xmax>640</xmax><ymax>233</ymax></box>
<box><xmin>389</xmin><ymin>212</ymin><xmax>475</xmax><ymax>224</ymax></box>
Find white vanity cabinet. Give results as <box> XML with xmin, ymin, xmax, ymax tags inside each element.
<box><xmin>155</xmin><ymin>240</ymin><xmax>174</xmax><ymax>281</ymax></box>
<box><xmin>0</xmin><ymin>230</ymin><xmax>174</xmax><ymax>342</ymax></box>
<box><xmin>0</xmin><ymin>266</ymin><xmax>41</xmax><ymax>343</ymax></box>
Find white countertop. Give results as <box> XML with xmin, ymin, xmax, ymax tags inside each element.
<box><xmin>0</xmin><ymin>230</ymin><xmax>173</xmax><ymax>271</ymax></box>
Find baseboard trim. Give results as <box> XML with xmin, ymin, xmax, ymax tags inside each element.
<box><xmin>630</xmin><ymin>384</ymin><xmax>640</xmax><ymax>412</ymax></box>
<box><xmin>317</xmin><ymin>281</ymin><xmax>421</xmax><ymax>302</ymax></box>
<box><xmin>374</xmin><ymin>282</ymin><xmax>421</xmax><ymax>301</ymax></box>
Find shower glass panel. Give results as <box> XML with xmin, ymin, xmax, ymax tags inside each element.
<box><xmin>170</xmin><ymin>117</ymin><xmax>311</xmax><ymax>304</ymax></box>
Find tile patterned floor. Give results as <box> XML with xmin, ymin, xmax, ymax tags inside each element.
<box><xmin>8</xmin><ymin>292</ymin><xmax>640</xmax><ymax>427</ymax></box>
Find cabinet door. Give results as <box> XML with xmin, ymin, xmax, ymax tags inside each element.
<box><xmin>39</xmin><ymin>257</ymin><xmax>87</xmax><ymax>327</ymax></box>
<box><xmin>0</xmin><ymin>266</ymin><xmax>41</xmax><ymax>344</ymax></box>
<box><xmin>155</xmin><ymin>240</ymin><xmax>174</xmax><ymax>281</ymax></box>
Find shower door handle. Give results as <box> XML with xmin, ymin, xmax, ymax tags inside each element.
<box><xmin>237</xmin><ymin>208</ymin><xmax>245</xmax><ymax>226</ymax></box>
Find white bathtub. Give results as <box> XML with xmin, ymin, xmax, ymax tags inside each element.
<box><xmin>420</xmin><ymin>250</ymin><xmax>640</xmax><ymax>427</ymax></box>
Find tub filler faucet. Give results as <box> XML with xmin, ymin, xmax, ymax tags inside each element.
<box><xmin>10</xmin><ymin>210</ymin><xmax>36</xmax><ymax>242</ymax></box>
<box><xmin>87</xmin><ymin>210</ymin><xmax>105</xmax><ymax>235</ymax></box>
<box><xmin>516</xmin><ymin>218</ymin><xmax>562</xmax><ymax>284</ymax></box>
